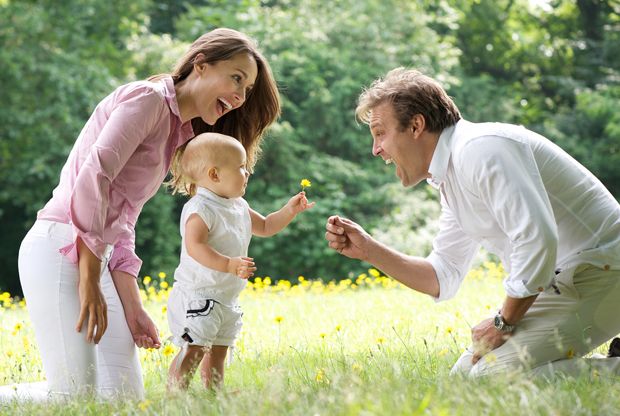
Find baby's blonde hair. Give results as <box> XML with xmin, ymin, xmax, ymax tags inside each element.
<box><xmin>167</xmin><ymin>133</ymin><xmax>245</xmax><ymax>196</ymax></box>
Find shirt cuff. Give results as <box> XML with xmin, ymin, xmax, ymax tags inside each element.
<box><xmin>108</xmin><ymin>246</ymin><xmax>142</xmax><ymax>278</ymax></box>
<box><xmin>58</xmin><ymin>229</ymin><xmax>107</xmax><ymax>264</ymax></box>
<box><xmin>426</xmin><ymin>252</ymin><xmax>460</xmax><ymax>303</ymax></box>
<box><xmin>502</xmin><ymin>277</ymin><xmax>552</xmax><ymax>298</ymax></box>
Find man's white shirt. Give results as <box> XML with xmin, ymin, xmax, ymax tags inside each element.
<box><xmin>426</xmin><ymin>119</ymin><xmax>620</xmax><ymax>301</ymax></box>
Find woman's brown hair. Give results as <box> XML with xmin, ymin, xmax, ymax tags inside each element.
<box><xmin>160</xmin><ymin>28</ymin><xmax>280</xmax><ymax>195</ymax></box>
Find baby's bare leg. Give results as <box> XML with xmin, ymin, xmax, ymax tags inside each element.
<box><xmin>168</xmin><ymin>345</ymin><xmax>207</xmax><ymax>390</ymax></box>
<box><xmin>199</xmin><ymin>345</ymin><xmax>229</xmax><ymax>389</ymax></box>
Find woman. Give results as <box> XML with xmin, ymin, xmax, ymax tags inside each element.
<box><xmin>14</xmin><ymin>28</ymin><xmax>280</xmax><ymax>400</ymax></box>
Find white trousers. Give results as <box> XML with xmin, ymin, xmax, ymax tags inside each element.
<box><xmin>451</xmin><ymin>264</ymin><xmax>620</xmax><ymax>377</ymax></box>
<box><xmin>9</xmin><ymin>220</ymin><xmax>144</xmax><ymax>400</ymax></box>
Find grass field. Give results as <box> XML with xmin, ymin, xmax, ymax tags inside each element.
<box><xmin>1</xmin><ymin>264</ymin><xmax>619</xmax><ymax>415</ymax></box>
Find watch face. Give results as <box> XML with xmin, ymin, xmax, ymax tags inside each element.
<box><xmin>494</xmin><ymin>314</ymin><xmax>502</xmax><ymax>329</ymax></box>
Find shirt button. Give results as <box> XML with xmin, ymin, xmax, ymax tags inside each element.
<box><xmin>537</xmin><ymin>287</ymin><xmax>544</xmax><ymax>292</ymax></box>
<box><xmin>604</xmin><ymin>264</ymin><xmax>610</xmax><ymax>271</ymax></box>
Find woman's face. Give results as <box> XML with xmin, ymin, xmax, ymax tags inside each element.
<box><xmin>192</xmin><ymin>53</ymin><xmax>258</xmax><ymax>125</ymax></box>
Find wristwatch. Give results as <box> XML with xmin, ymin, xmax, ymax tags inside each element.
<box><xmin>493</xmin><ymin>312</ymin><xmax>516</xmax><ymax>333</ymax></box>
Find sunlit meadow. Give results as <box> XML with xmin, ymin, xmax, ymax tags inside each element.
<box><xmin>1</xmin><ymin>263</ymin><xmax>619</xmax><ymax>415</ymax></box>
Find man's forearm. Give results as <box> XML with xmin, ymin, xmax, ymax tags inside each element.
<box><xmin>366</xmin><ymin>238</ymin><xmax>440</xmax><ymax>297</ymax></box>
<box><xmin>500</xmin><ymin>295</ymin><xmax>538</xmax><ymax>325</ymax></box>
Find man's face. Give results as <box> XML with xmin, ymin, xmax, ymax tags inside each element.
<box><xmin>369</xmin><ymin>102</ymin><xmax>428</xmax><ymax>187</ymax></box>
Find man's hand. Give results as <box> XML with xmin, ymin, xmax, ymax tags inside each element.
<box><xmin>286</xmin><ymin>191</ymin><xmax>316</xmax><ymax>215</ymax></box>
<box><xmin>471</xmin><ymin>317</ymin><xmax>511</xmax><ymax>364</ymax></box>
<box><xmin>325</xmin><ymin>216</ymin><xmax>372</xmax><ymax>261</ymax></box>
<box><xmin>126</xmin><ymin>307</ymin><xmax>161</xmax><ymax>349</ymax></box>
<box><xmin>228</xmin><ymin>256</ymin><xmax>256</xmax><ymax>279</ymax></box>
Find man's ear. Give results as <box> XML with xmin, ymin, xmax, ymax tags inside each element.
<box><xmin>207</xmin><ymin>167</ymin><xmax>219</xmax><ymax>182</ymax></box>
<box><xmin>409</xmin><ymin>114</ymin><xmax>426</xmax><ymax>139</ymax></box>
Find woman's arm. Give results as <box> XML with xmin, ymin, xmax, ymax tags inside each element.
<box><xmin>75</xmin><ymin>238</ymin><xmax>107</xmax><ymax>344</ymax></box>
<box><xmin>111</xmin><ymin>270</ymin><xmax>161</xmax><ymax>349</ymax></box>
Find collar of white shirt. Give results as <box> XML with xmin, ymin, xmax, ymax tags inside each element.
<box><xmin>427</xmin><ymin>121</ymin><xmax>459</xmax><ymax>189</ymax></box>
<box><xmin>196</xmin><ymin>186</ymin><xmax>239</xmax><ymax>207</ymax></box>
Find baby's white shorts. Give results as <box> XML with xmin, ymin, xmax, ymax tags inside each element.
<box><xmin>167</xmin><ymin>286</ymin><xmax>243</xmax><ymax>347</ymax></box>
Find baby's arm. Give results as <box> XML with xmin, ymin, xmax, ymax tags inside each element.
<box><xmin>251</xmin><ymin>191</ymin><xmax>315</xmax><ymax>237</ymax></box>
<box><xmin>185</xmin><ymin>214</ymin><xmax>256</xmax><ymax>279</ymax></box>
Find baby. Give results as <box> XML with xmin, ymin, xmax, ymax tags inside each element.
<box><xmin>166</xmin><ymin>132</ymin><xmax>314</xmax><ymax>390</ymax></box>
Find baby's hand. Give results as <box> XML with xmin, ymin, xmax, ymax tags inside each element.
<box><xmin>287</xmin><ymin>191</ymin><xmax>316</xmax><ymax>215</ymax></box>
<box><xmin>228</xmin><ymin>256</ymin><xmax>256</xmax><ymax>279</ymax></box>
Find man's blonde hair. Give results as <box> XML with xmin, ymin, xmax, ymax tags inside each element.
<box><xmin>356</xmin><ymin>68</ymin><xmax>461</xmax><ymax>133</ymax></box>
<box><xmin>167</xmin><ymin>133</ymin><xmax>245</xmax><ymax>196</ymax></box>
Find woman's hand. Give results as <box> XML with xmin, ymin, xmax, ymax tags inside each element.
<box><xmin>110</xmin><ymin>270</ymin><xmax>161</xmax><ymax>349</ymax></box>
<box><xmin>76</xmin><ymin>238</ymin><xmax>108</xmax><ymax>344</ymax></box>
<box><xmin>126</xmin><ymin>308</ymin><xmax>161</xmax><ymax>349</ymax></box>
<box><xmin>76</xmin><ymin>278</ymin><xmax>108</xmax><ymax>344</ymax></box>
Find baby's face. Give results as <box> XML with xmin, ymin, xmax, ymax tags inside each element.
<box><xmin>215</xmin><ymin>147</ymin><xmax>250</xmax><ymax>198</ymax></box>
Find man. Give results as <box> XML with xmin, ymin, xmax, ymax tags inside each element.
<box><xmin>325</xmin><ymin>68</ymin><xmax>620</xmax><ymax>377</ymax></box>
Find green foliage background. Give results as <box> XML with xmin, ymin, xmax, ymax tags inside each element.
<box><xmin>1</xmin><ymin>0</ymin><xmax>619</xmax><ymax>294</ymax></box>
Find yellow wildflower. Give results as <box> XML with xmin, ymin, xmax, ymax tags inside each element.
<box><xmin>445</xmin><ymin>327</ymin><xmax>453</xmax><ymax>334</ymax></box>
<box><xmin>143</xmin><ymin>276</ymin><xmax>152</xmax><ymax>285</ymax></box>
<box><xmin>158</xmin><ymin>272</ymin><xmax>167</xmax><ymax>279</ymax></box>
<box><xmin>163</xmin><ymin>345</ymin><xmax>175</xmax><ymax>357</ymax></box>
<box><xmin>159</xmin><ymin>281</ymin><xmax>169</xmax><ymax>289</ymax></box>
<box><xmin>369</xmin><ymin>268</ymin><xmax>380</xmax><ymax>278</ymax></box>
<box><xmin>300</xmin><ymin>178</ymin><xmax>312</xmax><ymax>190</ymax></box>
<box><xmin>275</xmin><ymin>316</ymin><xmax>284</xmax><ymax>324</ymax></box>
<box><xmin>376</xmin><ymin>337</ymin><xmax>385</xmax><ymax>344</ymax></box>
<box><xmin>138</xmin><ymin>400</ymin><xmax>151</xmax><ymax>411</ymax></box>
<box><xmin>161</xmin><ymin>305</ymin><xmax>167</xmax><ymax>314</ymax></box>
<box><xmin>335</xmin><ymin>324</ymin><xmax>342</xmax><ymax>332</ymax></box>
<box><xmin>319</xmin><ymin>332</ymin><xmax>326</xmax><ymax>339</ymax></box>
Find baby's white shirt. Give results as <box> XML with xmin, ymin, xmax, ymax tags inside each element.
<box><xmin>173</xmin><ymin>186</ymin><xmax>251</xmax><ymax>305</ymax></box>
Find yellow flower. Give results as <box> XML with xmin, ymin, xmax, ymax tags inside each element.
<box><xmin>445</xmin><ymin>327</ymin><xmax>453</xmax><ymax>334</ymax></box>
<box><xmin>274</xmin><ymin>316</ymin><xmax>284</xmax><ymax>324</ymax></box>
<box><xmin>14</xmin><ymin>323</ymin><xmax>22</xmax><ymax>332</ymax></box>
<box><xmin>438</xmin><ymin>348</ymin><xmax>449</xmax><ymax>357</ymax></box>
<box><xmin>369</xmin><ymin>268</ymin><xmax>380</xmax><ymax>278</ymax></box>
<box><xmin>161</xmin><ymin>305</ymin><xmax>167</xmax><ymax>314</ymax></box>
<box><xmin>376</xmin><ymin>337</ymin><xmax>385</xmax><ymax>344</ymax></box>
<box><xmin>159</xmin><ymin>281</ymin><xmax>169</xmax><ymax>289</ymax></box>
<box><xmin>143</xmin><ymin>276</ymin><xmax>152</xmax><ymax>285</ymax></box>
<box><xmin>138</xmin><ymin>400</ymin><xmax>151</xmax><ymax>411</ymax></box>
<box><xmin>158</xmin><ymin>272</ymin><xmax>167</xmax><ymax>279</ymax></box>
<box><xmin>163</xmin><ymin>345</ymin><xmax>175</xmax><ymax>357</ymax></box>
<box><xmin>300</xmin><ymin>178</ymin><xmax>312</xmax><ymax>190</ymax></box>
<box><xmin>315</xmin><ymin>368</ymin><xmax>328</xmax><ymax>383</ymax></box>
<box><xmin>319</xmin><ymin>332</ymin><xmax>326</xmax><ymax>339</ymax></box>
<box><xmin>335</xmin><ymin>324</ymin><xmax>342</xmax><ymax>332</ymax></box>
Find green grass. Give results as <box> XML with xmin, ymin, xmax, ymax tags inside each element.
<box><xmin>1</xmin><ymin>275</ymin><xmax>619</xmax><ymax>415</ymax></box>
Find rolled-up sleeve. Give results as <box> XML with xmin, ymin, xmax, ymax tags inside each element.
<box><xmin>59</xmin><ymin>88</ymin><xmax>166</xmax><ymax>268</ymax></box>
<box><xmin>461</xmin><ymin>137</ymin><xmax>558</xmax><ymax>298</ymax></box>
<box><xmin>426</xmin><ymin>194</ymin><xmax>479</xmax><ymax>302</ymax></box>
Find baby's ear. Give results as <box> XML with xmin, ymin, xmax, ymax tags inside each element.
<box><xmin>208</xmin><ymin>167</ymin><xmax>219</xmax><ymax>182</ymax></box>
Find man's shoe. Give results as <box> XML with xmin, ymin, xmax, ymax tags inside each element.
<box><xmin>608</xmin><ymin>337</ymin><xmax>620</xmax><ymax>357</ymax></box>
